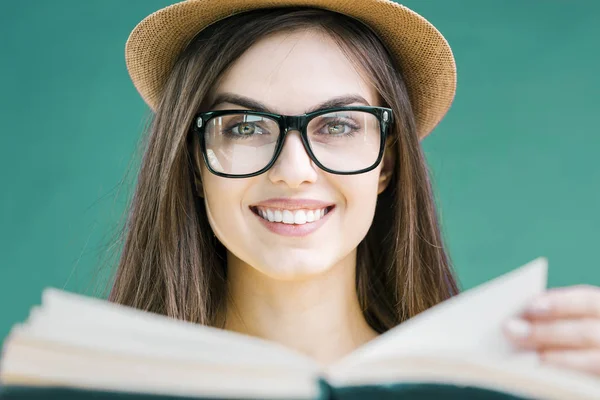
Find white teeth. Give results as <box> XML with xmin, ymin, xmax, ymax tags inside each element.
<box><xmin>313</xmin><ymin>209</ymin><xmax>322</xmax><ymax>221</ymax></box>
<box><xmin>294</xmin><ymin>210</ymin><xmax>307</xmax><ymax>225</ymax></box>
<box><xmin>255</xmin><ymin>207</ymin><xmax>330</xmax><ymax>224</ymax></box>
<box><xmin>282</xmin><ymin>210</ymin><xmax>294</xmax><ymax>224</ymax></box>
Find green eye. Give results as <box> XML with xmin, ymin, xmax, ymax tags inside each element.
<box><xmin>236</xmin><ymin>123</ymin><xmax>256</xmax><ymax>135</ymax></box>
<box><xmin>328</xmin><ymin>124</ymin><xmax>345</xmax><ymax>134</ymax></box>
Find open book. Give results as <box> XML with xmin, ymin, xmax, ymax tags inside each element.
<box><xmin>1</xmin><ymin>258</ymin><xmax>600</xmax><ymax>400</ymax></box>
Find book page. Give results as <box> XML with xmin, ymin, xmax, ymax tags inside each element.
<box><xmin>330</xmin><ymin>257</ymin><xmax>548</xmax><ymax>373</ymax></box>
<box><xmin>1</xmin><ymin>289</ymin><xmax>322</xmax><ymax>398</ymax></box>
<box><xmin>5</xmin><ymin>288</ymin><xmax>318</xmax><ymax>371</ymax></box>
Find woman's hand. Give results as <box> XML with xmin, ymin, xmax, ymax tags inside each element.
<box><xmin>503</xmin><ymin>285</ymin><xmax>600</xmax><ymax>376</ymax></box>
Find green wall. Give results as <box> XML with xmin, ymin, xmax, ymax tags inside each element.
<box><xmin>1</xmin><ymin>1</ymin><xmax>599</xmax><ymax>343</ymax></box>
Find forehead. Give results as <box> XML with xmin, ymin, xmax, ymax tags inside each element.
<box><xmin>211</xmin><ymin>29</ymin><xmax>378</xmax><ymax>114</ymax></box>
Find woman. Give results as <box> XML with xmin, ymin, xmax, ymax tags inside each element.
<box><xmin>111</xmin><ymin>0</ymin><xmax>600</xmax><ymax>374</ymax></box>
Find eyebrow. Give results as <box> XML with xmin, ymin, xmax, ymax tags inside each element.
<box><xmin>208</xmin><ymin>92</ymin><xmax>371</xmax><ymax>115</ymax></box>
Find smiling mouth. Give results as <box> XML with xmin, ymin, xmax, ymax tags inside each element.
<box><xmin>250</xmin><ymin>206</ymin><xmax>335</xmax><ymax>225</ymax></box>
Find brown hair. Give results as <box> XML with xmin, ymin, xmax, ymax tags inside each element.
<box><xmin>109</xmin><ymin>7</ymin><xmax>460</xmax><ymax>333</ymax></box>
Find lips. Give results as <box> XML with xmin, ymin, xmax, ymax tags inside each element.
<box><xmin>248</xmin><ymin>198</ymin><xmax>335</xmax><ymax>236</ymax></box>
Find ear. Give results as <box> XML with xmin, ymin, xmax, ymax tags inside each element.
<box><xmin>377</xmin><ymin>139</ymin><xmax>396</xmax><ymax>195</ymax></box>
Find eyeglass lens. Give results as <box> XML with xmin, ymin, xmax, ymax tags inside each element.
<box><xmin>203</xmin><ymin>111</ymin><xmax>381</xmax><ymax>175</ymax></box>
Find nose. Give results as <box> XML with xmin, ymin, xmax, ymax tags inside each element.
<box><xmin>267</xmin><ymin>130</ymin><xmax>318</xmax><ymax>188</ymax></box>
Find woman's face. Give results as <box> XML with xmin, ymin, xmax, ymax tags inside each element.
<box><xmin>197</xmin><ymin>29</ymin><xmax>393</xmax><ymax>280</ymax></box>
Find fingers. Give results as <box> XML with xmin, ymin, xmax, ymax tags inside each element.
<box><xmin>503</xmin><ymin>285</ymin><xmax>600</xmax><ymax>378</ymax></box>
<box><xmin>523</xmin><ymin>285</ymin><xmax>600</xmax><ymax>320</ymax></box>
<box><xmin>504</xmin><ymin>318</ymin><xmax>600</xmax><ymax>350</ymax></box>
<box><xmin>539</xmin><ymin>349</ymin><xmax>600</xmax><ymax>376</ymax></box>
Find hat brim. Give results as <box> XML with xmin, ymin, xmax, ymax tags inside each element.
<box><xmin>125</xmin><ymin>0</ymin><xmax>456</xmax><ymax>139</ymax></box>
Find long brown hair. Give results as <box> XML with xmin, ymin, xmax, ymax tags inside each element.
<box><xmin>109</xmin><ymin>7</ymin><xmax>459</xmax><ymax>333</ymax></box>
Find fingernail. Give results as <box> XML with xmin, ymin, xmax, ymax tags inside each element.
<box><xmin>527</xmin><ymin>298</ymin><xmax>551</xmax><ymax>315</ymax></box>
<box><xmin>505</xmin><ymin>318</ymin><xmax>531</xmax><ymax>339</ymax></box>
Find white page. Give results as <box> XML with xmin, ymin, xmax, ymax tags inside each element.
<box><xmin>10</xmin><ymin>288</ymin><xmax>317</xmax><ymax>371</ymax></box>
<box><xmin>330</xmin><ymin>257</ymin><xmax>548</xmax><ymax>373</ymax></box>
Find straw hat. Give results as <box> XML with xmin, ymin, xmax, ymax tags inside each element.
<box><xmin>125</xmin><ymin>0</ymin><xmax>456</xmax><ymax>139</ymax></box>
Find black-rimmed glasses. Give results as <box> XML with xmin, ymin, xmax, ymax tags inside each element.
<box><xmin>192</xmin><ymin>106</ymin><xmax>393</xmax><ymax>178</ymax></box>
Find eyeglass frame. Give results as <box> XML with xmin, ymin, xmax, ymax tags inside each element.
<box><xmin>192</xmin><ymin>106</ymin><xmax>393</xmax><ymax>178</ymax></box>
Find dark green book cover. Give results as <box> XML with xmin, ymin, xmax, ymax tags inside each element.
<box><xmin>0</xmin><ymin>381</ymin><xmax>531</xmax><ymax>399</ymax></box>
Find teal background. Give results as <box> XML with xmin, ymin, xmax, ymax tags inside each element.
<box><xmin>1</xmin><ymin>1</ymin><xmax>599</xmax><ymax>343</ymax></box>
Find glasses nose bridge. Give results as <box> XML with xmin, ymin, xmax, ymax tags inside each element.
<box><xmin>276</xmin><ymin>114</ymin><xmax>313</xmax><ymax>162</ymax></box>
<box><xmin>282</xmin><ymin>115</ymin><xmax>306</xmax><ymax>134</ymax></box>
<box><xmin>280</xmin><ymin>114</ymin><xmax>311</xmax><ymax>151</ymax></box>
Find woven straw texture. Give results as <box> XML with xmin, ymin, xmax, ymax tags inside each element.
<box><xmin>125</xmin><ymin>0</ymin><xmax>456</xmax><ymax>138</ymax></box>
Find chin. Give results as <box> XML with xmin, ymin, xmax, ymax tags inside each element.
<box><xmin>256</xmin><ymin>255</ymin><xmax>334</xmax><ymax>281</ymax></box>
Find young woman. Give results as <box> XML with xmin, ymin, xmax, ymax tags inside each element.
<box><xmin>111</xmin><ymin>0</ymin><xmax>600</xmax><ymax>374</ymax></box>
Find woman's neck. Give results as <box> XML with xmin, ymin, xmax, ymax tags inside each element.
<box><xmin>221</xmin><ymin>250</ymin><xmax>379</xmax><ymax>366</ymax></box>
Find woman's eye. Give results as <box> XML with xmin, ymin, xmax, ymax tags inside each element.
<box><xmin>319</xmin><ymin>119</ymin><xmax>359</xmax><ymax>136</ymax></box>
<box><xmin>327</xmin><ymin>123</ymin><xmax>349</xmax><ymax>135</ymax></box>
<box><xmin>233</xmin><ymin>122</ymin><xmax>259</xmax><ymax>135</ymax></box>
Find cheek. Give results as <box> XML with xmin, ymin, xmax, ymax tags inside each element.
<box><xmin>335</xmin><ymin>170</ymin><xmax>381</xmax><ymax>235</ymax></box>
<box><xmin>200</xmin><ymin>169</ymin><xmax>249</xmax><ymax>243</ymax></box>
